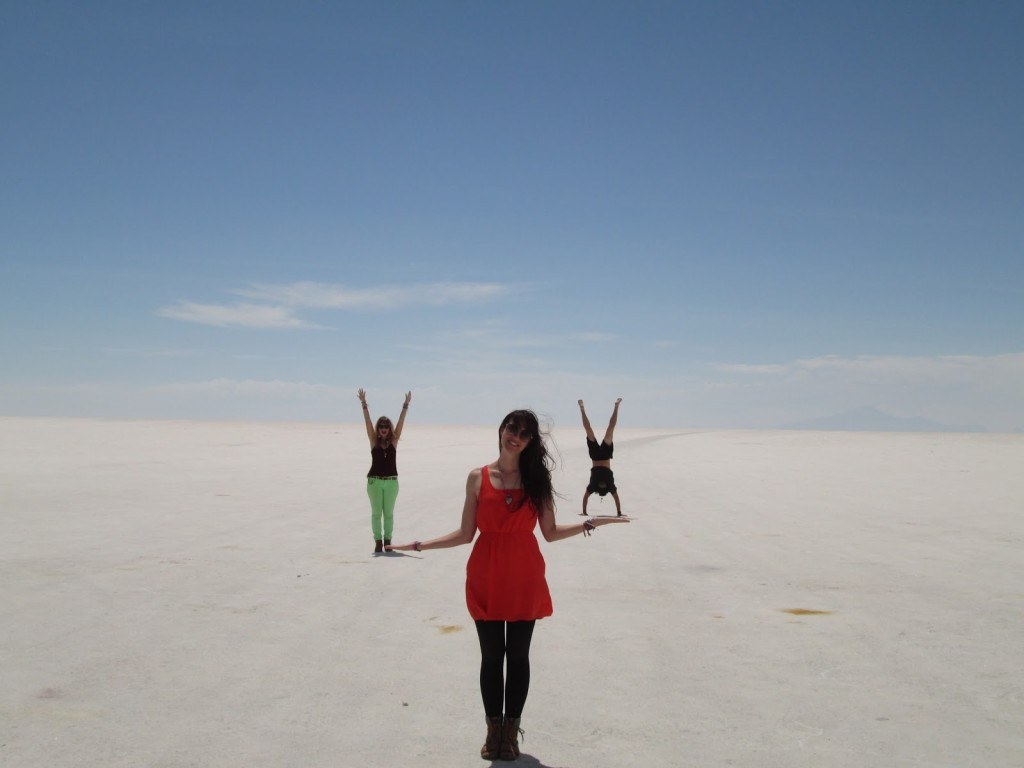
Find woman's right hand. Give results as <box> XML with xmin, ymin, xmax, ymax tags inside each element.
<box><xmin>357</xmin><ymin>388</ymin><xmax>367</xmax><ymax>404</ymax></box>
<box><xmin>385</xmin><ymin>541</ymin><xmax>418</xmax><ymax>552</ymax></box>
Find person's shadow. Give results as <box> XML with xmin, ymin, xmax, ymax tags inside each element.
<box><xmin>488</xmin><ymin>755</ymin><xmax>569</xmax><ymax>768</ymax></box>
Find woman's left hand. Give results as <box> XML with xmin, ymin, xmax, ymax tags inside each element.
<box><xmin>404</xmin><ymin>391</ymin><xmax>412</xmax><ymax>407</ymax></box>
<box><xmin>385</xmin><ymin>541</ymin><xmax>418</xmax><ymax>552</ymax></box>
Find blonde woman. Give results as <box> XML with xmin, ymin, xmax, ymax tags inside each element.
<box><xmin>358</xmin><ymin>389</ymin><xmax>411</xmax><ymax>553</ymax></box>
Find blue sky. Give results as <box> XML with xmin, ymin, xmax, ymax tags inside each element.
<box><xmin>2</xmin><ymin>1</ymin><xmax>1022</xmax><ymax>431</ymax></box>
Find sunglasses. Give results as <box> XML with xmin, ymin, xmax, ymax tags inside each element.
<box><xmin>504</xmin><ymin>424</ymin><xmax>533</xmax><ymax>440</ymax></box>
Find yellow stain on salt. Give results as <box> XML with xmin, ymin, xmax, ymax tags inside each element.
<box><xmin>781</xmin><ymin>608</ymin><xmax>833</xmax><ymax>616</ymax></box>
<box><xmin>438</xmin><ymin>625</ymin><xmax>463</xmax><ymax>634</ymax></box>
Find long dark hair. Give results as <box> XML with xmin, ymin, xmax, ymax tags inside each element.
<box><xmin>499</xmin><ymin>410</ymin><xmax>555</xmax><ymax>516</ymax></box>
<box><xmin>375</xmin><ymin>416</ymin><xmax>395</xmax><ymax>448</ymax></box>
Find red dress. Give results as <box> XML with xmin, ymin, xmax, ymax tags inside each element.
<box><xmin>465</xmin><ymin>466</ymin><xmax>553</xmax><ymax>621</ymax></box>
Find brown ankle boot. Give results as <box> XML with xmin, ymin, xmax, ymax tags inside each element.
<box><xmin>383</xmin><ymin>538</ymin><xmax>391</xmax><ymax>549</ymax></box>
<box><xmin>499</xmin><ymin>716</ymin><xmax>522</xmax><ymax>760</ymax></box>
<box><xmin>480</xmin><ymin>716</ymin><xmax>501</xmax><ymax>760</ymax></box>
<box><xmin>374</xmin><ymin>540</ymin><xmax>383</xmax><ymax>553</ymax></box>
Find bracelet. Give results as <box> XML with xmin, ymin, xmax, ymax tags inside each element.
<box><xmin>402</xmin><ymin>404</ymin><xmax>408</xmax><ymax>409</ymax></box>
<box><xmin>582</xmin><ymin>519</ymin><xmax>596</xmax><ymax>537</ymax></box>
<box><xmin>413</xmin><ymin>541</ymin><xmax>422</xmax><ymax>551</ymax></box>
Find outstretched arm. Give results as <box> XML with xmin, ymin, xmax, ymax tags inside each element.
<box><xmin>357</xmin><ymin>389</ymin><xmax>375</xmax><ymax>446</ymax></box>
<box><xmin>602</xmin><ymin>397</ymin><xmax>622</xmax><ymax>445</ymax></box>
<box><xmin>393</xmin><ymin>391</ymin><xmax>412</xmax><ymax>442</ymax></box>
<box><xmin>579</xmin><ymin>399</ymin><xmax>597</xmax><ymax>442</ymax></box>
<box><xmin>387</xmin><ymin>469</ymin><xmax>480</xmax><ymax>551</ymax></box>
<box><xmin>538</xmin><ymin>503</ymin><xmax>629</xmax><ymax>542</ymax></box>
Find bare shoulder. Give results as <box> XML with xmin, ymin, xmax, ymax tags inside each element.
<box><xmin>466</xmin><ymin>466</ymin><xmax>483</xmax><ymax>494</ymax></box>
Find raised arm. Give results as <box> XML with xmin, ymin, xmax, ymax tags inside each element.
<box><xmin>387</xmin><ymin>468</ymin><xmax>480</xmax><ymax>552</ymax></box>
<box><xmin>538</xmin><ymin>502</ymin><xmax>630</xmax><ymax>542</ymax></box>
<box><xmin>393</xmin><ymin>391</ymin><xmax>412</xmax><ymax>442</ymax></box>
<box><xmin>357</xmin><ymin>389</ymin><xmax>375</xmax><ymax>446</ymax></box>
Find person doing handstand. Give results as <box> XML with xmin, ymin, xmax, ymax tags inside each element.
<box><xmin>579</xmin><ymin>398</ymin><xmax>623</xmax><ymax>516</ymax></box>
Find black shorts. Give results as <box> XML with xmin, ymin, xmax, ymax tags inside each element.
<box><xmin>587</xmin><ymin>438</ymin><xmax>613</xmax><ymax>461</ymax></box>
<box><xmin>587</xmin><ymin>466</ymin><xmax>617</xmax><ymax>496</ymax></box>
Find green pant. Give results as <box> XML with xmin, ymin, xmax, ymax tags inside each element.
<box><xmin>367</xmin><ymin>477</ymin><xmax>399</xmax><ymax>540</ymax></box>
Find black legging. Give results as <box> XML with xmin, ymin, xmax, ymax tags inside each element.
<box><xmin>474</xmin><ymin>619</ymin><xmax>536</xmax><ymax>718</ymax></box>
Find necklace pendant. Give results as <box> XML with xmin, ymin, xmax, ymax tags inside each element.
<box><xmin>505</xmin><ymin>493</ymin><xmax>514</xmax><ymax>505</ymax></box>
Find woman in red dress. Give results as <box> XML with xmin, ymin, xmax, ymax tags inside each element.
<box><xmin>387</xmin><ymin>409</ymin><xmax>630</xmax><ymax>761</ymax></box>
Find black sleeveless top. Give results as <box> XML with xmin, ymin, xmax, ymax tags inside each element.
<box><xmin>367</xmin><ymin>443</ymin><xmax>398</xmax><ymax>477</ymax></box>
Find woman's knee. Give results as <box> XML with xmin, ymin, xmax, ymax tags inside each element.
<box><xmin>475</xmin><ymin>622</ymin><xmax>506</xmax><ymax>661</ymax></box>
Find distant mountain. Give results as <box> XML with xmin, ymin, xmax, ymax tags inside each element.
<box><xmin>779</xmin><ymin>406</ymin><xmax>987</xmax><ymax>433</ymax></box>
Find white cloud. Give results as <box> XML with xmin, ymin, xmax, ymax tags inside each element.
<box><xmin>155</xmin><ymin>301</ymin><xmax>319</xmax><ymax>329</ymax></box>
<box><xmin>699</xmin><ymin>351</ymin><xmax>1024</xmax><ymax>430</ymax></box>
<box><xmin>99</xmin><ymin>347</ymin><xmax>200</xmax><ymax>358</ymax></box>
<box><xmin>151</xmin><ymin>378</ymin><xmax>344</xmax><ymax>397</ymax></box>
<box><xmin>235</xmin><ymin>281</ymin><xmax>509</xmax><ymax>309</ymax></box>
<box><xmin>157</xmin><ymin>281</ymin><xmax>510</xmax><ymax>330</ymax></box>
<box><xmin>438</xmin><ymin>326</ymin><xmax>618</xmax><ymax>349</ymax></box>
<box><xmin>713</xmin><ymin>362</ymin><xmax>788</xmax><ymax>375</ymax></box>
<box><xmin>715</xmin><ymin>352</ymin><xmax>1024</xmax><ymax>383</ymax></box>
<box><xmin>572</xmin><ymin>332</ymin><xmax>619</xmax><ymax>343</ymax></box>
